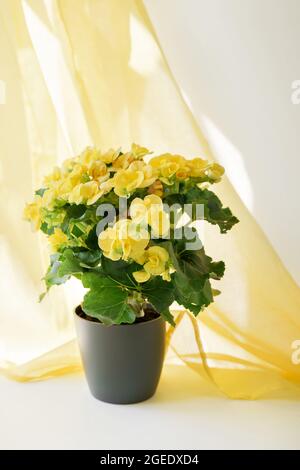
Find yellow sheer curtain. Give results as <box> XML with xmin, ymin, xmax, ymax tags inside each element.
<box><xmin>1</xmin><ymin>0</ymin><xmax>300</xmax><ymax>398</ymax></box>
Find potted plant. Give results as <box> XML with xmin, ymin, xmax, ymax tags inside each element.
<box><xmin>24</xmin><ymin>144</ymin><xmax>239</xmax><ymax>404</ymax></box>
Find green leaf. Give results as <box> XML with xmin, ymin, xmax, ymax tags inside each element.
<box><xmin>82</xmin><ymin>272</ymin><xmax>136</xmax><ymax>325</ymax></box>
<box><xmin>57</xmin><ymin>249</ymin><xmax>83</xmax><ymax>277</ymax></box>
<box><xmin>155</xmin><ymin>240</ymin><xmax>223</xmax><ymax>317</ymax></box>
<box><xmin>40</xmin><ymin>221</ymin><xmax>54</xmax><ymax>235</ymax></box>
<box><xmin>170</xmin><ymin>245</ymin><xmax>218</xmax><ymax>316</ymax></box>
<box><xmin>210</xmin><ymin>261</ymin><xmax>225</xmax><ymax>280</ymax></box>
<box><xmin>101</xmin><ymin>257</ymin><xmax>139</xmax><ymax>289</ymax></box>
<box><xmin>180</xmin><ymin>248</ymin><xmax>212</xmax><ymax>277</ymax></box>
<box><xmin>142</xmin><ymin>276</ymin><xmax>175</xmax><ymax>325</ymax></box>
<box><xmin>185</xmin><ymin>187</ymin><xmax>239</xmax><ymax>233</ymax></box>
<box><xmin>56</xmin><ymin>249</ymin><xmax>101</xmax><ymax>277</ymax></box>
<box><xmin>173</xmin><ymin>273</ymin><xmax>213</xmax><ymax>316</ymax></box>
<box><xmin>163</xmin><ymin>193</ymin><xmax>185</xmax><ymax>206</ymax></box>
<box><xmin>71</xmin><ymin>224</ymin><xmax>85</xmax><ymax>237</ymax></box>
<box><xmin>65</xmin><ymin>204</ymin><xmax>86</xmax><ymax>219</ymax></box>
<box><xmin>85</xmin><ymin>226</ymin><xmax>99</xmax><ymax>250</ymax></box>
<box><xmin>40</xmin><ymin>253</ymin><xmax>70</xmax><ymax>301</ymax></box>
<box><xmin>76</xmin><ymin>250</ymin><xmax>101</xmax><ymax>268</ymax></box>
<box><xmin>35</xmin><ymin>188</ymin><xmax>47</xmax><ymax>197</ymax></box>
<box><xmin>160</xmin><ymin>309</ymin><xmax>176</xmax><ymax>326</ymax></box>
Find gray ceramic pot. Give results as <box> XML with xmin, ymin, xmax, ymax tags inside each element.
<box><xmin>74</xmin><ymin>306</ymin><xmax>166</xmax><ymax>404</ymax></box>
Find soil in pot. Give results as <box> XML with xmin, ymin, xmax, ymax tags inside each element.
<box><xmin>76</xmin><ymin>304</ymin><xmax>160</xmax><ymax>324</ymax></box>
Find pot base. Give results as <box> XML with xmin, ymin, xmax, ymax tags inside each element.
<box><xmin>89</xmin><ymin>388</ymin><xmax>157</xmax><ymax>405</ymax></box>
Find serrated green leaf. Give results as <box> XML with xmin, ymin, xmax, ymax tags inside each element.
<box><xmin>174</xmin><ymin>274</ymin><xmax>213</xmax><ymax>316</ymax></box>
<box><xmin>185</xmin><ymin>187</ymin><xmax>239</xmax><ymax>233</ymax></box>
<box><xmin>142</xmin><ymin>276</ymin><xmax>175</xmax><ymax>324</ymax></box>
<box><xmin>154</xmin><ymin>240</ymin><xmax>223</xmax><ymax>317</ymax></box>
<box><xmin>57</xmin><ymin>249</ymin><xmax>83</xmax><ymax>277</ymax></box>
<box><xmin>101</xmin><ymin>257</ymin><xmax>139</xmax><ymax>288</ymax></box>
<box><xmin>210</xmin><ymin>261</ymin><xmax>225</xmax><ymax>280</ymax></box>
<box><xmin>82</xmin><ymin>272</ymin><xmax>136</xmax><ymax>325</ymax></box>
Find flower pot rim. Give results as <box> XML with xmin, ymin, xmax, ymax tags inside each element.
<box><xmin>74</xmin><ymin>305</ymin><xmax>164</xmax><ymax>328</ymax></box>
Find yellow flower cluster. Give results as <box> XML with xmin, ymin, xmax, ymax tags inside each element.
<box><xmin>23</xmin><ymin>145</ymin><xmax>224</xmax><ymax>261</ymax></box>
<box><xmin>98</xmin><ymin>194</ymin><xmax>171</xmax><ymax>283</ymax></box>
<box><xmin>24</xmin><ymin>144</ymin><xmax>156</xmax><ymax>222</ymax></box>
<box><xmin>133</xmin><ymin>246</ymin><xmax>171</xmax><ymax>283</ymax></box>
<box><xmin>23</xmin><ymin>196</ymin><xmax>42</xmax><ymax>231</ymax></box>
<box><xmin>98</xmin><ymin>219</ymin><xmax>150</xmax><ymax>263</ymax></box>
<box><xmin>150</xmin><ymin>154</ymin><xmax>224</xmax><ymax>183</ymax></box>
<box><xmin>129</xmin><ymin>195</ymin><xmax>170</xmax><ymax>238</ymax></box>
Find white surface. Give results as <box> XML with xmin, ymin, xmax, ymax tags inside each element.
<box><xmin>1</xmin><ymin>365</ymin><xmax>299</xmax><ymax>450</ymax></box>
<box><xmin>145</xmin><ymin>0</ymin><xmax>300</xmax><ymax>285</ymax></box>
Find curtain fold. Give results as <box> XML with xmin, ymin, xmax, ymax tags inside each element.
<box><xmin>0</xmin><ymin>0</ymin><xmax>300</xmax><ymax>399</ymax></box>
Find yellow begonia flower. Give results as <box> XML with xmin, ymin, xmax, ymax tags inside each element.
<box><xmin>131</xmin><ymin>143</ymin><xmax>151</xmax><ymax>159</ymax></box>
<box><xmin>68</xmin><ymin>181</ymin><xmax>102</xmax><ymax>205</ymax></box>
<box><xmin>56</xmin><ymin>177</ymin><xmax>75</xmax><ymax>198</ymax></box>
<box><xmin>150</xmin><ymin>154</ymin><xmax>185</xmax><ymax>169</ymax></box>
<box><xmin>99</xmin><ymin>178</ymin><xmax>115</xmax><ymax>195</ymax></box>
<box><xmin>62</xmin><ymin>157</ymin><xmax>78</xmax><ymax>173</ymax></box>
<box><xmin>161</xmin><ymin>161</ymin><xmax>180</xmax><ymax>178</ymax></box>
<box><xmin>98</xmin><ymin>219</ymin><xmax>149</xmax><ymax>262</ymax></box>
<box><xmin>129</xmin><ymin>161</ymin><xmax>157</xmax><ymax>188</ymax></box>
<box><xmin>79</xmin><ymin>147</ymin><xmax>102</xmax><ymax>166</ymax></box>
<box><xmin>112</xmin><ymin>145</ymin><xmax>152</xmax><ymax>171</ymax></box>
<box><xmin>113</xmin><ymin>169</ymin><xmax>144</xmax><ymax>197</ymax></box>
<box><xmin>48</xmin><ymin>228</ymin><xmax>68</xmax><ymax>252</ymax></box>
<box><xmin>130</xmin><ymin>194</ymin><xmax>162</xmax><ymax>224</ymax></box>
<box><xmin>175</xmin><ymin>165</ymin><xmax>191</xmax><ymax>180</ymax></box>
<box><xmin>100</xmin><ymin>148</ymin><xmax>120</xmax><ymax>164</ymax></box>
<box><xmin>143</xmin><ymin>246</ymin><xmax>169</xmax><ymax>276</ymax></box>
<box><xmin>54</xmin><ymin>163</ymin><xmax>89</xmax><ymax>200</ymax></box>
<box><xmin>130</xmin><ymin>194</ymin><xmax>169</xmax><ymax>238</ymax></box>
<box><xmin>186</xmin><ymin>158</ymin><xmax>209</xmax><ymax>177</ymax></box>
<box><xmin>88</xmin><ymin>160</ymin><xmax>109</xmax><ymax>183</ymax></box>
<box><xmin>150</xmin><ymin>154</ymin><xmax>187</xmax><ymax>183</ymax></box>
<box><xmin>112</xmin><ymin>153</ymin><xmax>135</xmax><ymax>171</ymax></box>
<box><xmin>98</xmin><ymin>227</ymin><xmax>122</xmax><ymax>261</ymax></box>
<box><xmin>144</xmin><ymin>194</ymin><xmax>163</xmax><ymax>207</ymax></box>
<box><xmin>205</xmin><ymin>163</ymin><xmax>225</xmax><ymax>182</ymax></box>
<box><xmin>43</xmin><ymin>166</ymin><xmax>62</xmax><ymax>187</ymax></box>
<box><xmin>41</xmin><ymin>188</ymin><xmax>58</xmax><ymax>209</ymax></box>
<box><xmin>148</xmin><ymin>205</ymin><xmax>170</xmax><ymax>238</ymax></box>
<box><xmin>23</xmin><ymin>196</ymin><xmax>42</xmax><ymax>231</ymax></box>
<box><xmin>133</xmin><ymin>246</ymin><xmax>171</xmax><ymax>283</ymax></box>
<box><xmin>132</xmin><ymin>270</ymin><xmax>151</xmax><ymax>283</ymax></box>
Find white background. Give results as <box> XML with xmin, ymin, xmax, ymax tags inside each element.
<box><xmin>145</xmin><ymin>0</ymin><xmax>300</xmax><ymax>285</ymax></box>
<box><xmin>1</xmin><ymin>0</ymin><xmax>300</xmax><ymax>451</ymax></box>
<box><xmin>1</xmin><ymin>366</ymin><xmax>300</xmax><ymax>450</ymax></box>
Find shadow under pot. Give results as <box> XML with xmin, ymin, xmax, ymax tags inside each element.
<box><xmin>74</xmin><ymin>305</ymin><xmax>166</xmax><ymax>404</ymax></box>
